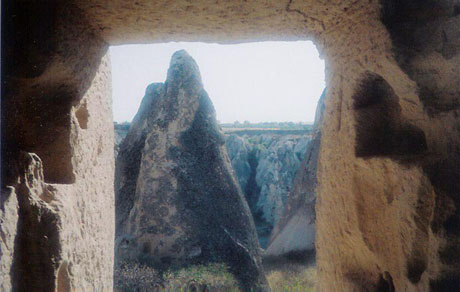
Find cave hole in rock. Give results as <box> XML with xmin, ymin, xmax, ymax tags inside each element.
<box><xmin>75</xmin><ymin>100</ymin><xmax>89</xmax><ymax>130</ymax></box>
<box><xmin>377</xmin><ymin>271</ymin><xmax>395</xmax><ymax>292</ymax></box>
<box><xmin>2</xmin><ymin>88</ymin><xmax>77</xmax><ymax>185</ymax></box>
<box><xmin>56</xmin><ymin>261</ymin><xmax>71</xmax><ymax>292</ymax></box>
<box><xmin>352</xmin><ymin>71</ymin><xmax>427</xmax><ymax>159</ymax></box>
<box><xmin>110</xmin><ymin>41</ymin><xmax>324</xmax><ymax>289</ymax></box>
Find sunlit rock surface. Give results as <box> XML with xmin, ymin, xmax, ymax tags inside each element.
<box><xmin>0</xmin><ymin>187</ymin><xmax>18</xmax><ymax>292</ymax></box>
<box><xmin>114</xmin><ymin>50</ymin><xmax>268</xmax><ymax>291</ymax></box>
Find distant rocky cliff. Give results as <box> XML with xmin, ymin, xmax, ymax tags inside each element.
<box><xmin>225</xmin><ymin>132</ymin><xmax>310</xmax><ymax>247</ymax></box>
<box><xmin>114</xmin><ymin>50</ymin><xmax>268</xmax><ymax>291</ymax></box>
<box><xmin>266</xmin><ymin>89</ymin><xmax>325</xmax><ymax>257</ymax></box>
<box><xmin>114</xmin><ymin>123</ymin><xmax>129</xmax><ymax>157</ymax></box>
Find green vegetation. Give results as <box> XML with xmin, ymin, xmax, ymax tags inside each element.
<box><xmin>264</xmin><ymin>251</ymin><xmax>317</xmax><ymax>292</ymax></box>
<box><xmin>115</xmin><ymin>260</ymin><xmax>317</xmax><ymax>292</ymax></box>
<box><xmin>116</xmin><ymin>121</ymin><xmax>314</xmax><ymax>131</ymax></box>
<box><xmin>115</xmin><ymin>263</ymin><xmax>240</xmax><ymax>292</ymax></box>
<box><xmin>162</xmin><ymin>261</ymin><xmax>317</xmax><ymax>292</ymax></box>
<box><xmin>266</xmin><ymin>265</ymin><xmax>316</xmax><ymax>292</ymax></box>
<box><xmin>163</xmin><ymin>264</ymin><xmax>239</xmax><ymax>292</ymax></box>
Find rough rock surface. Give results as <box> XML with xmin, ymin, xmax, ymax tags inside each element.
<box><xmin>314</xmin><ymin>2</ymin><xmax>459</xmax><ymax>290</ymax></box>
<box><xmin>114</xmin><ymin>123</ymin><xmax>129</xmax><ymax>157</ymax></box>
<box><xmin>225</xmin><ymin>135</ymin><xmax>252</xmax><ymax>197</ymax></box>
<box><xmin>255</xmin><ymin>135</ymin><xmax>310</xmax><ymax>226</ymax></box>
<box><xmin>115</xmin><ymin>50</ymin><xmax>268</xmax><ymax>291</ymax></box>
<box><xmin>3</xmin><ymin>1</ymin><xmax>459</xmax><ymax>291</ymax></box>
<box><xmin>266</xmin><ymin>91</ymin><xmax>325</xmax><ymax>257</ymax></box>
<box><xmin>2</xmin><ymin>2</ymin><xmax>114</xmax><ymax>288</ymax></box>
<box><xmin>226</xmin><ymin>133</ymin><xmax>310</xmax><ymax>247</ymax></box>
<box><xmin>0</xmin><ymin>187</ymin><xmax>18</xmax><ymax>292</ymax></box>
<box><xmin>115</xmin><ymin>127</ymin><xmax>310</xmax><ymax>249</ymax></box>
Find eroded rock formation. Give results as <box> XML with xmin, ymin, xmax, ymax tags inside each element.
<box><xmin>116</xmin><ymin>126</ymin><xmax>311</xmax><ymax>249</ymax></box>
<box><xmin>114</xmin><ymin>123</ymin><xmax>130</xmax><ymax>157</ymax></box>
<box><xmin>115</xmin><ymin>50</ymin><xmax>268</xmax><ymax>291</ymax></box>
<box><xmin>226</xmin><ymin>132</ymin><xmax>310</xmax><ymax>247</ymax></box>
<box><xmin>266</xmin><ymin>90</ymin><xmax>325</xmax><ymax>257</ymax></box>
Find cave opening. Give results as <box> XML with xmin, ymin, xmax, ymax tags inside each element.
<box><xmin>2</xmin><ymin>1</ymin><xmax>458</xmax><ymax>291</ymax></box>
<box><xmin>110</xmin><ymin>41</ymin><xmax>324</xmax><ymax>290</ymax></box>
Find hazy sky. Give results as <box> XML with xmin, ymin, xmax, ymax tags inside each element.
<box><xmin>110</xmin><ymin>41</ymin><xmax>325</xmax><ymax>123</ymax></box>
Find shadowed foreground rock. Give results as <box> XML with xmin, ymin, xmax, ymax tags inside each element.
<box><xmin>115</xmin><ymin>50</ymin><xmax>268</xmax><ymax>291</ymax></box>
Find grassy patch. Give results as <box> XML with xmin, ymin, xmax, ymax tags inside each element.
<box><xmin>266</xmin><ymin>265</ymin><xmax>316</xmax><ymax>292</ymax></box>
<box><xmin>264</xmin><ymin>250</ymin><xmax>317</xmax><ymax>292</ymax></box>
<box><xmin>115</xmin><ymin>252</ymin><xmax>318</xmax><ymax>291</ymax></box>
<box><xmin>163</xmin><ymin>263</ymin><xmax>239</xmax><ymax>292</ymax></box>
<box><xmin>115</xmin><ymin>263</ymin><xmax>240</xmax><ymax>292</ymax></box>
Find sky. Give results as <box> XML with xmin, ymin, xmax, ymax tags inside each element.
<box><xmin>110</xmin><ymin>41</ymin><xmax>325</xmax><ymax>124</ymax></box>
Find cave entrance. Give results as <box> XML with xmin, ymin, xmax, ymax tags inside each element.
<box><xmin>4</xmin><ymin>1</ymin><xmax>457</xmax><ymax>291</ymax></box>
<box><xmin>110</xmin><ymin>41</ymin><xmax>324</xmax><ymax>290</ymax></box>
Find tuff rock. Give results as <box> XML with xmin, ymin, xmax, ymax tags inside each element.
<box><xmin>2</xmin><ymin>1</ymin><xmax>459</xmax><ymax>291</ymax></box>
<box><xmin>114</xmin><ymin>50</ymin><xmax>268</xmax><ymax>291</ymax></box>
<box><xmin>226</xmin><ymin>132</ymin><xmax>310</xmax><ymax>247</ymax></box>
<box><xmin>266</xmin><ymin>90</ymin><xmax>325</xmax><ymax>256</ymax></box>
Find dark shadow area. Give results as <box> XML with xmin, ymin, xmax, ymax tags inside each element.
<box><xmin>2</xmin><ymin>89</ymin><xmax>76</xmax><ymax>185</ymax></box>
<box><xmin>430</xmin><ymin>274</ymin><xmax>460</xmax><ymax>292</ymax></box>
<box><xmin>245</xmin><ymin>148</ymin><xmax>261</xmax><ymax>211</ymax></box>
<box><xmin>380</xmin><ymin>0</ymin><xmax>460</xmax><ymax>116</ymax></box>
<box><xmin>376</xmin><ymin>272</ymin><xmax>395</xmax><ymax>292</ymax></box>
<box><xmin>353</xmin><ymin>71</ymin><xmax>427</xmax><ymax>159</ymax></box>
<box><xmin>263</xmin><ymin>249</ymin><xmax>316</xmax><ymax>268</ymax></box>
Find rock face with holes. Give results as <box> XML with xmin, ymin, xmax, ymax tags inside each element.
<box><xmin>115</xmin><ymin>50</ymin><xmax>268</xmax><ymax>291</ymax></box>
<box><xmin>2</xmin><ymin>2</ymin><xmax>114</xmax><ymax>291</ymax></box>
<box><xmin>266</xmin><ymin>90</ymin><xmax>325</xmax><ymax>257</ymax></box>
<box><xmin>2</xmin><ymin>0</ymin><xmax>460</xmax><ymax>291</ymax></box>
<box><xmin>314</xmin><ymin>2</ymin><xmax>460</xmax><ymax>290</ymax></box>
<box><xmin>1</xmin><ymin>65</ymin><xmax>114</xmax><ymax>292</ymax></box>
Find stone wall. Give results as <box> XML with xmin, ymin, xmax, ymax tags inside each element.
<box><xmin>2</xmin><ymin>2</ymin><xmax>114</xmax><ymax>291</ymax></box>
<box><xmin>315</xmin><ymin>1</ymin><xmax>460</xmax><ymax>290</ymax></box>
